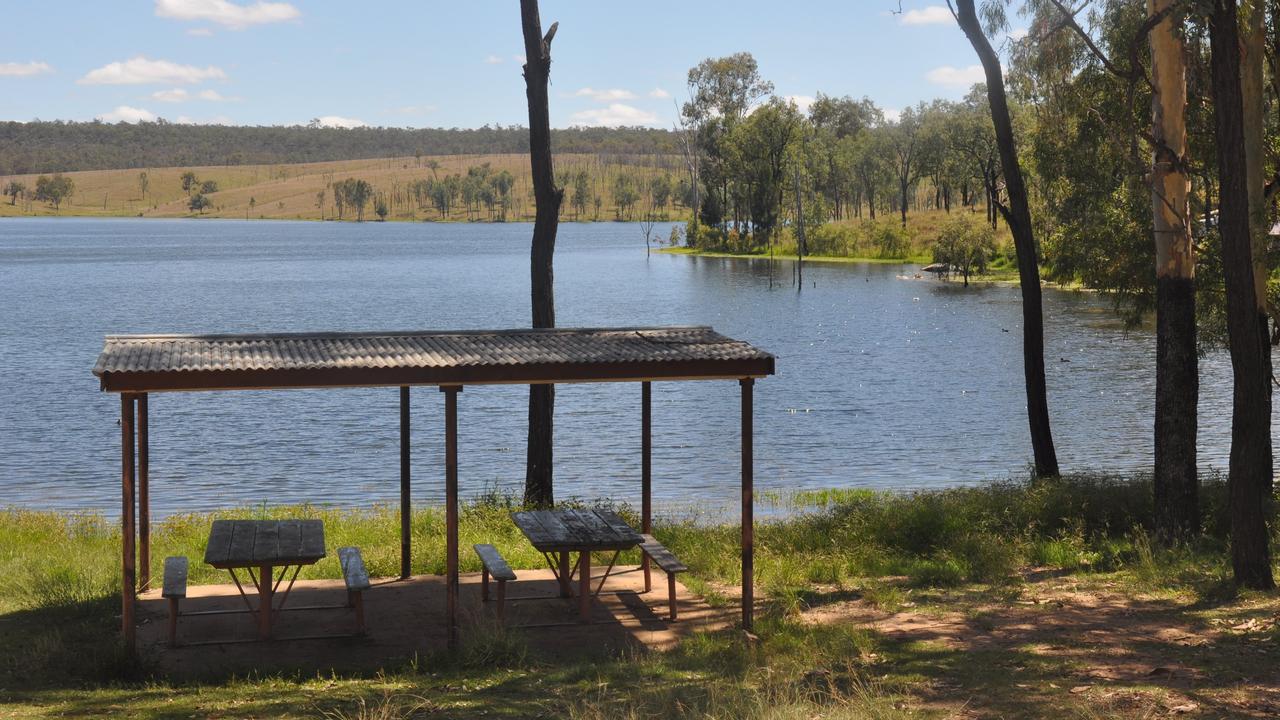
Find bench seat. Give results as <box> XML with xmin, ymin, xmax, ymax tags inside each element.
<box><xmin>162</xmin><ymin>556</ymin><xmax>188</xmax><ymax>646</ymax></box>
<box><xmin>338</xmin><ymin>546</ymin><xmax>370</xmax><ymax>633</ymax></box>
<box><xmin>474</xmin><ymin>543</ymin><xmax>516</xmax><ymax>623</ymax></box>
<box><xmin>639</xmin><ymin>534</ymin><xmax>687</xmax><ymax>620</ymax></box>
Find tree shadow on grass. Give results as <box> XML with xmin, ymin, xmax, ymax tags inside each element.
<box><xmin>860</xmin><ymin>587</ymin><xmax>1280</xmax><ymax>718</ymax></box>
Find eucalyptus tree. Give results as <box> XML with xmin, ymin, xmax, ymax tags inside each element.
<box><xmin>1206</xmin><ymin>0</ymin><xmax>1274</xmax><ymax>589</ymax></box>
<box><xmin>4</xmin><ymin>180</ymin><xmax>24</xmax><ymax>205</ymax></box>
<box><xmin>851</xmin><ymin>127</ymin><xmax>892</xmax><ymax>220</ymax></box>
<box><xmin>682</xmin><ymin>52</ymin><xmax>774</xmax><ymax>235</ymax></box>
<box><xmin>734</xmin><ymin>97</ymin><xmax>804</xmax><ymax>246</ymax></box>
<box><xmin>570</xmin><ymin>170</ymin><xmax>590</xmax><ymax>220</ymax></box>
<box><xmin>34</xmin><ymin>174</ymin><xmax>74</xmax><ymax>211</ymax></box>
<box><xmin>948</xmin><ymin>0</ymin><xmax>1060</xmax><ymax>477</ymax></box>
<box><xmin>1023</xmin><ymin>0</ymin><xmax>1199</xmax><ymax>535</ymax></box>
<box><xmin>809</xmin><ymin>93</ymin><xmax>880</xmax><ymax>219</ymax></box>
<box><xmin>887</xmin><ymin>105</ymin><xmax>926</xmax><ymax>226</ymax></box>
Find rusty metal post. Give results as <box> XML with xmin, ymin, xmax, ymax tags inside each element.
<box><xmin>740</xmin><ymin>378</ymin><xmax>754</xmax><ymax>632</ymax></box>
<box><xmin>641</xmin><ymin>381</ymin><xmax>652</xmax><ymax>592</ymax></box>
<box><xmin>400</xmin><ymin>386</ymin><xmax>411</xmax><ymax>580</ymax></box>
<box><xmin>120</xmin><ymin>394</ymin><xmax>136</xmax><ymax>649</ymax></box>
<box><xmin>558</xmin><ymin>551</ymin><xmax>571</xmax><ymax>597</ymax></box>
<box><xmin>137</xmin><ymin>393</ymin><xmax>150</xmax><ymax>594</ymax></box>
<box><xmin>579</xmin><ymin>551</ymin><xmax>592</xmax><ymax>622</ymax></box>
<box><xmin>257</xmin><ymin>564</ymin><xmax>274</xmax><ymax>639</ymax></box>
<box><xmin>442</xmin><ymin>385</ymin><xmax>461</xmax><ymax>649</ymax></box>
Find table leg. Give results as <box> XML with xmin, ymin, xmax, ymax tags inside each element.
<box><xmin>558</xmin><ymin>551</ymin><xmax>571</xmax><ymax>598</ymax></box>
<box><xmin>579</xmin><ymin>551</ymin><xmax>592</xmax><ymax>623</ymax></box>
<box><xmin>258</xmin><ymin>564</ymin><xmax>274</xmax><ymax>639</ymax></box>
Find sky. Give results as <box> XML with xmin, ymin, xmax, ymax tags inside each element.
<box><xmin>0</xmin><ymin>1</ymin><xmax>1025</xmax><ymax>130</ymax></box>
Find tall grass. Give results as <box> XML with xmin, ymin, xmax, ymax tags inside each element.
<box><xmin>1</xmin><ymin>470</ymin><xmax>1272</xmax><ymax>718</ymax></box>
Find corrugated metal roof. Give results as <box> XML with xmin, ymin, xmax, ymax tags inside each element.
<box><xmin>92</xmin><ymin>327</ymin><xmax>774</xmax><ymax>392</ymax></box>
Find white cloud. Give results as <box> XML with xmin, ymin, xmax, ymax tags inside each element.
<box><xmin>80</xmin><ymin>56</ymin><xmax>227</xmax><ymax>85</ymax></box>
<box><xmin>155</xmin><ymin>0</ymin><xmax>300</xmax><ymax>29</ymax></box>
<box><xmin>153</xmin><ymin>88</ymin><xmax>233</xmax><ymax>102</ymax></box>
<box><xmin>900</xmin><ymin>5</ymin><xmax>952</xmax><ymax>25</ymax></box>
<box><xmin>925</xmin><ymin>64</ymin><xmax>986</xmax><ymax>88</ymax></box>
<box><xmin>314</xmin><ymin>115</ymin><xmax>367</xmax><ymax>128</ymax></box>
<box><xmin>175</xmin><ymin>114</ymin><xmax>233</xmax><ymax>125</ymax></box>
<box><xmin>484</xmin><ymin>55</ymin><xmax>503</xmax><ymax>64</ymax></box>
<box><xmin>97</xmin><ymin>105</ymin><xmax>158</xmax><ymax>123</ymax></box>
<box><xmin>513</xmin><ymin>54</ymin><xmax>526</xmax><ymax>64</ymax></box>
<box><xmin>785</xmin><ymin>94</ymin><xmax>816</xmax><ymax>114</ymax></box>
<box><xmin>186</xmin><ymin>27</ymin><xmax>215</xmax><ymax>36</ymax></box>
<box><xmin>883</xmin><ymin>107</ymin><xmax>902</xmax><ymax>123</ymax></box>
<box><xmin>152</xmin><ymin>88</ymin><xmax>190</xmax><ymax>102</ymax></box>
<box><xmin>648</xmin><ymin>88</ymin><xmax>670</xmax><ymax>99</ymax></box>
<box><xmin>568</xmin><ymin>103</ymin><xmax>658</xmax><ymax>127</ymax></box>
<box><xmin>1008</xmin><ymin>27</ymin><xmax>1029</xmax><ymax>41</ymax></box>
<box><xmin>575</xmin><ymin>87</ymin><xmax>636</xmax><ymax>102</ymax></box>
<box><xmin>0</xmin><ymin>61</ymin><xmax>53</xmax><ymax>77</ymax></box>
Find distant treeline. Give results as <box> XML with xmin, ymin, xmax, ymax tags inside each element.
<box><xmin>0</xmin><ymin>121</ymin><xmax>678</xmax><ymax>175</ymax></box>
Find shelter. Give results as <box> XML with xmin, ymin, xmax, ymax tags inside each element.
<box><xmin>93</xmin><ymin>326</ymin><xmax>775</xmax><ymax>650</ymax></box>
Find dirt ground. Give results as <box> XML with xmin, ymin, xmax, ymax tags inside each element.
<box><xmin>136</xmin><ymin>565</ymin><xmax>734</xmax><ymax>679</ymax></box>
<box><xmin>798</xmin><ymin>573</ymin><xmax>1280</xmax><ymax>718</ymax></box>
<box><xmin>132</xmin><ymin>566</ymin><xmax>1280</xmax><ymax>717</ymax></box>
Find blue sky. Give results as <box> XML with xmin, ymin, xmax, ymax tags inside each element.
<box><xmin>0</xmin><ymin>1</ymin><xmax>1020</xmax><ymax>129</ymax></box>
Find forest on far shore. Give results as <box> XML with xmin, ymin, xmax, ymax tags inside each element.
<box><xmin>0</xmin><ymin>121</ymin><xmax>678</xmax><ymax>175</ymax></box>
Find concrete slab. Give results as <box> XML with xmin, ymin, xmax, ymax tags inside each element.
<box><xmin>135</xmin><ymin>565</ymin><xmax>734</xmax><ymax>678</ymax></box>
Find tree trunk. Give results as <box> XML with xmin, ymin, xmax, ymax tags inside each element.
<box><xmin>955</xmin><ymin>0</ymin><xmax>1060</xmax><ymax>477</ymax></box>
<box><xmin>521</xmin><ymin>0</ymin><xmax>563</xmax><ymax>508</ymax></box>
<box><xmin>899</xmin><ymin>178</ymin><xmax>909</xmax><ymax>227</ymax></box>
<box><xmin>1209</xmin><ymin>0</ymin><xmax>1274</xmax><ymax>589</ymax></box>
<box><xmin>793</xmin><ymin>164</ymin><xmax>806</xmax><ymax>290</ymax></box>
<box><xmin>1149</xmin><ymin>0</ymin><xmax>1199</xmax><ymax>542</ymax></box>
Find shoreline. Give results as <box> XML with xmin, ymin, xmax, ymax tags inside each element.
<box><xmin>659</xmin><ymin>247</ymin><xmax>1090</xmax><ymax>291</ymax></box>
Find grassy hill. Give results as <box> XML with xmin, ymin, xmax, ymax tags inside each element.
<box><xmin>0</xmin><ymin>152</ymin><xmax>688</xmax><ymax>223</ymax></box>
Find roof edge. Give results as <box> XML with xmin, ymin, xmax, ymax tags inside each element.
<box><xmin>102</xmin><ymin>326</ymin><xmax>718</xmax><ymax>342</ymax></box>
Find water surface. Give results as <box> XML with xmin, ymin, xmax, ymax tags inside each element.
<box><xmin>0</xmin><ymin>218</ymin><xmax>1250</xmax><ymax>516</ymax></box>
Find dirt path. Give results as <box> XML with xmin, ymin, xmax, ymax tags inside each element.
<box><xmin>798</xmin><ymin>575</ymin><xmax>1280</xmax><ymax>718</ymax></box>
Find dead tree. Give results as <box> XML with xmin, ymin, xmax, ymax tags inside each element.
<box><xmin>521</xmin><ymin>0</ymin><xmax>563</xmax><ymax>508</ymax></box>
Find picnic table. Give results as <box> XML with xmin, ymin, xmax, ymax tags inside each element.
<box><xmin>203</xmin><ymin>519</ymin><xmax>326</xmax><ymax>639</ymax></box>
<box><xmin>510</xmin><ymin>508</ymin><xmax>644</xmax><ymax>622</ymax></box>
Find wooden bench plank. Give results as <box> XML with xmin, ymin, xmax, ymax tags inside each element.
<box><xmin>277</xmin><ymin>520</ymin><xmax>302</xmax><ymax>562</ymax></box>
<box><xmin>556</xmin><ymin>510</ymin><xmax>598</xmax><ymax>547</ymax></box>
<box><xmin>224</xmin><ymin>521</ymin><xmax>257</xmax><ymax>566</ymax></box>
<box><xmin>299</xmin><ymin>520</ymin><xmax>326</xmax><ymax>561</ymax></box>
<box><xmin>639</xmin><ymin>534</ymin><xmax>688</xmax><ymax>574</ymax></box>
<box><xmin>575</xmin><ymin>509</ymin><xmax>626</xmax><ymax>543</ymax></box>
<box><xmin>509</xmin><ymin>512</ymin><xmax>551</xmax><ymax>547</ymax></box>
<box><xmin>252</xmin><ymin>521</ymin><xmax>280</xmax><ymax>564</ymax></box>
<box><xmin>338</xmin><ymin>546</ymin><xmax>371</xmax><ymax>591</ymax></box>
<box><xmin>162</xmin><ymin>556</ymin><xmax>188</xmax><ymax>599</ymax></box>
<box><xmin>203</xmin><ymin>520</ymin><xmax>234</xmax><ymax>566</ymax></box>
<box><xmin>473</xmin><ymin>544</ymin><xmax>516</xmax><ymax>581</ymax></box>
<box><xmin>597</xmin><ymin>510</ymin><xmax>644</xmax><ymax>542</ymax></box>
<box><xmin>530</xmin><ymin>510</ymin><xmax>576</xmax><ymax>544</ymax></box>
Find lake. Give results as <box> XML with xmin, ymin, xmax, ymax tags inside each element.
<box><xmin>0</xmin><ymin>218</ymin><xmax>1251</xmax><ymax>517</ymax></box>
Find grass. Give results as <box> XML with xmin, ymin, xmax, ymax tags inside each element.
<box><xmin>660</xmin><ymin>210</ymin><xmax>1090</xmax><ymax>291</ymax></box>
<box><xmin>1</xmin><ymin>472</ymin><xmax>1277</xmax><ymax>718</ymax></box>
<box><xmin>0</xmin><ymin>152</ymin><xmax>686</xmax><ymax>223</ymax></box>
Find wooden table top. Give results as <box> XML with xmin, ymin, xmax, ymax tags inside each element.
<box><xmin>203</xmin><ymin>519</ymin><xmax>326</xmax><ymax>569</ymax></box>
<box><xmin>510</xmin><ymin>509</ymin><xmax>643</xmax><ymax>553</ymax></box>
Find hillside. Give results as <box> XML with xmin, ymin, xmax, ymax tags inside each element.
<box><xmin>0</xmin><ymin>152</ymin><xmax>689</xmax><ymax>223</ymax></box>
<box><xmin>0</xmin><ymin>121</ymin><xmax>677</xmax><ymax>175</ymax></box>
